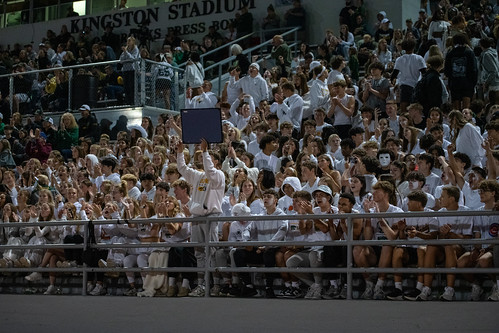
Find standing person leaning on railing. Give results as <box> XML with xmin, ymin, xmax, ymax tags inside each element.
<box><xmin>119</xmin><ymin>36</ymin><xmax>139</xmax><ymax>105</ymax></box>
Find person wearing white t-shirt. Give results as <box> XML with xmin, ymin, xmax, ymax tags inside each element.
<box><xmin>300</xmin><ymin>160</ymin><xmax>320</xmax><ymax>194</ymax></box>
<box><xmin>417</xmin><ymin>153</ymin><xmax>441</xmax><ymax>196</ymax></box>
<box><xmin>401</xmin><ymin>172</ymin><xmax>436</xmax><ymax>211</ymax></box>
<box><xmin>456</xmin><ymin>180</ymin><xmax>499</xmax><ymax>301</ymax></box>
<box><xmin>271</xmin><ymin>82</ymin><xmax>304</xmax><ymax>132</ymax></box>
<box><xmin>448</xmin><ymin>111</ymin><xmax>485</xmax><ymax>168</ymax></box>
<box><xmin>416</xmin><ymin>186</ymin><xmax>473</xmax><ymax>301</ymax></box>
<box><xmin>327</xmin><ymin>55</ymin><xmax>346</xmax><ymax>91</ymax></box>
<box><xmin>327</xmin><ymin>80</ymin><xmax>355</xmax><ymax>140</ymax></box>
<box><xmin>309</xmin><ymin>65</ymin><xmax>330</xmax><ymax>113</ymax></box>
<box><xmin>362</xmin><ymin>181</ymin><xmax>404</xmax><ymax>300</ymax></box>
<box><xmin>391</xmin><ymin>39</ymin><xmax>426</xmax><ymax>113</ymax></box>
<box><xmin>229</xmin><ymin>63</ymin><xmax>268</xmax><ymax>104</ymax></box>
<box><xmin>254</xmin><ymin>133</ymin><xmax>279</xmax><ymax>173</ymax></box>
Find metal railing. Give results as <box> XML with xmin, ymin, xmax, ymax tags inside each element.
<box><xmin>1</xmin><ymin>209</ymin><xmax>498</xmax><ymax>299</ymax></box>
<box><xmin>0</xmin><ymin>57</ymin><xmax>185</xmax><ymax>116</ymax></box>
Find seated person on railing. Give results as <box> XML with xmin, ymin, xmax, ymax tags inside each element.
<box><xmin>230</xmin><ymin>189</ymin><xmax>287</xmax><ymax>298</ymax></box>
<box><xmin>457</xmin><ymin>180</ymin><xmax>499</xmax><ymax>301</ymax></box>
<box><xmin>416</xmin><ymin>185</ymin><xmax>474</xmax><ymax>302</ymax></box>
<box><xmin>388</xmin><ymin>190</ymin><xmax>438</xmax><ymax>301</ymax></box>
<box><xmin>361</xmin><ymin>180</ymin><xmax>404</xmax><ymax>300</ymax></box>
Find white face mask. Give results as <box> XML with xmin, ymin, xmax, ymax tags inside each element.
<box><xmin>379</xmin><ymin>153</ymin><xmax>391</xmax><ymax>167</ymax></box>
<box><xmin>410</xmin><ymin>181</ymin><xmax>420</xmax><ymax>190</ymax></box>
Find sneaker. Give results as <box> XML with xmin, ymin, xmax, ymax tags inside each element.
<box><xmin>167</xmin><ymin>285</ymin><xmax>178</xmax><ymax>297</ymax></box>
<box><xmin>188</xmin><ymin>285</ymin><xmax>205</xmax><ymax>297</ymax></box>
<box><xmin>265</xmin><ymin>287</ymin><xmax>276</xmax><ymax>299</ymax></box>
<box><xmin>373</xmin><ymin>286</ymin><xmax>385</xmax><ymax>300</ymax></box>
<box><xmin>86</xmin><ymin>282</ymin><xmax>95</xmax><ymax>293</ymax></box>
<box><xmin>124</xmin><ymin>287</ymin><xmax>137</xmax><ymax>296</ymax></box>
<box><xmin>227</xmin><ymin>285</ymin><xmax>242</xmax><ymax>297</ymax></box>
<box><xmin>25</xmin><ymin>272</ymin><xmax>42</xmax><ymax>282</ymax></box>
<box><xmin>281</xmin><ymin>286</ymin><xmax>304</xmax><ymax>299</ymax></box>
<box><xmin>44</xmin><ymin>285</ymin><xmax>57</xmax><ymax>295</ymax></box>
<box><xmin>439</xmin><ymin>286</ymin><xmax>455</xmax><ymax>301</ymax></box>
<box><xmin>305</xmin><ymin>284</ymin><xmax>323</xmax><ymax>300</ymax></box>
<box><xmin>416</xmin><ymin>286</ymin><xmax>432</xmax><ymax>301</ymax></box>
<box><xmin>361</xmin><ymin>283</ymin><xmax>374</xmax><ymax>300</ymax></box>
<box><xmin>338</xmin><ymin>284</ymin><xmax>347</xmax><ymax>299</ymax></box>
<box><xmin>98</xmin><ymin>259</ymin><xmax>108</xmax><ymax>268</ymax></box>
<box><xmin>137</xmin><ymin>289</ymin><xmax>155</xmax><ymax>297</ymax></box>
<box><xmin>322</xmin><ymin>285</ymin><xmax>340</xmax><ymax>300</ymax></box>
<box><xmin>57</xmin><ymin>260</ymin><xmax>77</xmax><ymax>268</ymax></box>
<box><xmin>219</xmin><ymin>284</ymin><xmax>231</xmax><ymax>297</ymax></box>
<box><xmin>240</xmin><ymin>285</ymin><xmax>257</xmax><ymax>298</ymax></box>
<box><xmin>19</xmin><ymin>257</ymin><xmax>31</xmax><ymax>268</ymax></box>
<box><xmin>488</xmin><ymin>284</ymin><xmax>499</xmax><ymax>301</ymax></box>
<box><xmin>403</xmin><ymin>288</ymin><xmax>422</xmax><ymax>301</ymax></box>
<box><xmin>386</xmin><ymin>288</ymin><xmax>403</xmax><ymax>301</ymax></box>
<box><xmin>13</xmin><ymin>259</ymin><xmax>22</xmax><ymax>268</ymax></box>
<box><xmin>470</xmin><ymin>284</ymin><xmax>483</xmax><ymax>301</ymax></box>
<box><xmin>177</xmin><ymin>287</ymin><xmax>190</xmax><ymax>297</ymax></box>
<box><xmin>210</xmin><ymin>284</ymin><xmax>221</xmax><ymax>297</ymax></box>
<box><xmin>89</xmin><ymin>283</ymin><xmax>106</xmax><ymax>296</ymax></box>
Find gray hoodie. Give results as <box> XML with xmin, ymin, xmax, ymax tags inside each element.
<box><xmin>479</xmin><ymin>47</ymin><xmax>499</xmax><ymax>87</ymax></box>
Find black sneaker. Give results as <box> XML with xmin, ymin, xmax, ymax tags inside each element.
<box><xmin>219</xmin><ymin>284</ymin><xmax>231</xmax><ymax>297</ymax></box>
<box><xmin>227</xmin><ymin>285</ymin><xmax>242</xmax><ymax>297</ymax></box>
<box><xmin>282</xmin><ymin>286</ymin><xmax>304</xmax><ymax>299</ymax></box>
<box><xmin>265</xmin><ymin>287</ymin><xmax>276</xmax><ymax>299</ymax></box>
<box><xmin>240</xmin><ymin>285</ymin><xmax>257</xmax><ymax>298</ymax></box>
<box><xmin>386</xmin><ymin>288</ymin><xmax>403</xmax><ymax>301</ymax></box>
<box><xmin>403</xmin><ymin>288</ymin><xmax>421</xmax><ymax>301</ymax></box>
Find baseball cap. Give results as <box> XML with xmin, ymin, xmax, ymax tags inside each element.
<box><xmin>79</xmin><ymin>104</ymin><xmax>90</xmax><ymax>112</ymax></box>
<box><xmin>381</xmin><ymin>18</ymin><xmax>390</xmax><ymax>24</ymax></box>
<box><xmin>44</xmin><ymin>117</ymin><xmax>54</xmax><ymax>125</ymax></box>
<box><xmin>34</xmin><ymin>109</ymin><xmax>43</xmax><ymax>115</ymax></box>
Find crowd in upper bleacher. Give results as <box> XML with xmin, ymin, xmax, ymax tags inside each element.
<box><xmin>0</xmin><ymin>0</ymin><xmax>498</xmax><ymax>302</ymax></box>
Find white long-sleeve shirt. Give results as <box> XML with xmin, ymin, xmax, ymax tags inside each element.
<box><xmin>177</xmin><ymin>151</ymin><xmax>225</xmax><ymax>216</ymax></box>
<box><xmin>455</xmin><ymin>122</ymin><xmax>485</xmax><ymax>167</ymax></box>
<box><xmin>228</xmin><ymin>96</ymin><xmax>255</xmax><ymax>129</ymax></box>
<box><xmin>309</xmin><ymin>78</ymin><xmax>330</xmax><ymax>113</ymax></box>
<box><xmin>270</xmin><ymin>94</ymin><xmax>304</xmax><ymax>130</ymax></box>
<box><xmin>185</xmin><ymin>91</ymin><xmax>217</xmax><ymax>109</ymax></box>
<box><xmin>229</xmin><ymin>74</ymin><xmax>268</xmax><ymax>104</ymax></box>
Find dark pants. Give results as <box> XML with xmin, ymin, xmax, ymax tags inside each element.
<box><xmin>168</xmin><ymin>247</ymin><xmax>197</xmax><ymax>283</ymax></box>
<box><xmin>123</xmin><ymin>70</ymin><xmax>135</xmax><ymax>105</ymax></box>
<box><xmin>63</xmin><ymin>234</ymin><xmax>84</xmax><ymax>265</ymax></box>
<box><xmin>233</xmin><ymin>247</ymin><xmax>278</xmax><ymax>287</ymax></box>
<box><xmin>83</xmin><ymin>249</ymin><xmax>108</xmax><ymax>282</ymax></box>
<box><xmin>323</xmin><ymin>246</ymin><xmax>347</xmax><ymax>282</ymax></box>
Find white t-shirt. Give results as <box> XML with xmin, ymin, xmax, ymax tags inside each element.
<box><xmin>393</xmin><ymin>53</ymin><xmax>426</xmax><ymax>87</ymax></box>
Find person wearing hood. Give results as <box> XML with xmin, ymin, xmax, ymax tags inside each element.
<box><xmin>229</xmin><ymin>63</ymin><xmax>268</xmax><ymax>104</ymax></box>
<box><xmin>110</xmin><ymin>115</ymin><xmax>129</xmax><ymax>140</ymax></box>
<box><xmin>278</xmin><ymin>176</ymin><xmax>302</xmax><ymax>214</ymax></box>
<box><xmin>478</xmin><ymin>37</ymin><xmax>499</xmax><ymax>105</ymax></box>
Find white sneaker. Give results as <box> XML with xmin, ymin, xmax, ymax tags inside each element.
<box><xmin>304</xmin><ymin>284</ymin><xmax>323</xmax><ymax>300</ymax></box>
<box><xmin>373</xmin><ymin>286</ymin><xmax>385</xmax><ymax>300</ymax></box>
<box><xmin>440</xmin><ymin>286</ymin><xmax>455</xmax><ymax>301</ymax></box>
<box><xmin>488</xmin><ymin>284</ymin><xmax>499</xmax><ymax>301</ymax></box>
<box><xmin>25</xmin><ymin>272</ymin><xmax>42</xmax><ymax>282</ymax></box>
<box><xmin>416</xmin><ymin>286</ymin><xmax>432</xmax><ymax>301</ymax></box>
<box><xmin>90</xmin><ymin>284</ymin><xmax>106</xmax><ymax>296</ymax></box>
<box><xmin>361</xmin><ymin>282</ymin><xmax>374</xmax><ymax>300</ymax></box>
<box><xmin>86</xmin><ymin>282</ymin><xmax>95</xmax><ymax>293</ymax></box>
<box><xmin>44</xmin><ymin>285</ymin><xmax>57</xmax><ymax>295</ymax></box>
<box><xmin>188</xmin><ymin>285</ymin><xmax>205</xmax><ymax>297</ymax></box>
<box><xmin>470</xmin><ymin>284</ymin><xmax>483</xmax><ymax>301</ymax></box>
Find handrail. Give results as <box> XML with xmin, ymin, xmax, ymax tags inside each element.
<box><xmin>1</xmin><ymin>209</ymin><xmax>497</xmax><ymax>298</ymax></box>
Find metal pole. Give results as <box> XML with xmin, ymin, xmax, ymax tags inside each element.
<box><xmin>8</xmin><ymin>76</ymin><xmax>13</xmax><ymax>115</ymax></box>
<box><xmin>174</xmin><ymin>69</ymin><xmax>179</xmax><ymax>111</ymax></box>
<box><xmin>68</xmin><ymin>68</ymin><xmax>73</xmax><ymax>111</ymax></box>
<box><xmin>346</xmin><ymin>215</ymin><xmax>353</xmax><ymax>300</ymax></box>
<box><xmin>204</xmin><ymin>216</ymin><xmax>211</xmax><ymax>298</ymax></box>
<box><xmin>82</xmin><ymin>220</ymin><xmax>88</xmax><ymax>296</ymax></box>
<box><xmin>140</xmin><ymin>59</ymin><xmax>145</xmax><ymax>106</ymax></box>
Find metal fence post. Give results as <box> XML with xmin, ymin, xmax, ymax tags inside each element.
<box><xmin>204</xmin><ymin>216</ymin><xmax>211</xmax><ymax>298</ymax></box>
<box><xmin>346</xmin><ymin>215</ymin><xmax>353</xmax><ymax>300</ymax></box>
<box><xmin>68</xmin><ymin>68</ymin><xmax>73</xmax><ymax>111</ymax></box>
<box><xmin>140</xmin><ymin>59</ymin><xmax>146</xmax><ymax>106</ymax></box>
<box><xmin>9</xmin><ymin>76</ymin><xmax>13</xmax><ymax>114</ymax></box>
<box><xmin>82</xmin><ymin>220</ymin><xmax>88</xmax><ymax>296</ymax></box>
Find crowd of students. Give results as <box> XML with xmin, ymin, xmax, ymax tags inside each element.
<box><xmin>0</xmin><ymin>0</ymin><xmax>498</xmax><ymax>301</ymax></box>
